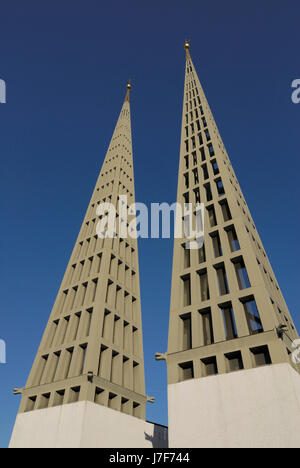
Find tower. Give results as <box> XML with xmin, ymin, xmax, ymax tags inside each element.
<box><xmin>163</xmin><ymin>42</ymin><xmax>300</xmax><ymax>448</ymax></box>
<box><xmin>10</xmin><ymin>84</ymin><xmax>168</xmax><ymax>448</ymax></box>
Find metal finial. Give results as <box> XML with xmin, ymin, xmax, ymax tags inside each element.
<box><xmin>125</xmin><ymin>79</ymin><xmax>132</xmax><ymax>102</ymax></box>
<box><xmin>126</xmin><ymin>79</ymin><xmax>132</xmax><ymax>90</ymax></box>
<box><xmin>184</xmin><ymin>39</ymin><xmax>190</xmax><ymax>51</ymax></box>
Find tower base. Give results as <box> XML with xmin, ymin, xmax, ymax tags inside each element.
<box><xmin>9</xmin><ymin>401</ymin><xmax>168</xmax><ymax>448</ymax></box>
<box><xmin>168</xmin><ymin>363</ymin><xmax>300</xmax><ymax>448</ymax></box>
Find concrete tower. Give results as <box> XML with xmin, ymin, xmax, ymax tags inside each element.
<box><xmin>162</xmin><ymin>43</ymin><xmax>300</xmax><ymax>448</ymax></box>
<box><xmin>10</xmin><ymin>84</ymin><xmax>168</xmax><ymax>448</ymax></box>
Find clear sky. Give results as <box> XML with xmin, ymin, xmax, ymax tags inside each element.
<box><xmin>1</xmin><ymin>0</ymin><xmax>299</xmax><ymax>448</ymax></box>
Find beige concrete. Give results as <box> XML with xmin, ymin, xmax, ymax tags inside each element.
<box><xmin>12</xmin><ymin>84</ymin><xmax>149</xmax><ymax>434</ymax></box>
<box><xmin>10</xmin><ymin>401</ymin><xmax>168</xmax><ymax>448</ymax></box>
<box><xmin>158</xmin><ymin>42</ymin><xmax>300</xmax><ymax>449</ymax></box>
<box><xmin>168</xmin><ymin>362</ymin><xmax>300</xmax><ymax>448</ymax></box>
<box><xmin>163</xmin><ymin>42</ymin><xmax>299</xmax><ymax>386</ymax></box>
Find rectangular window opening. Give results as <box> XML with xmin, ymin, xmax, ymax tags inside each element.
<box><xmin>198</xmin><ymin>243</ymin><xmax>206</xmax><ymax>264</ymax></box>
<box><xmin>208</xmin><ymin>143</ymin><xmax>215</xmax><ymax>157</ymax></box>
<box><xmin>204</xmin><ymin>183</ymin><xmax>213</xmax><ymax>202</ymax></box>
<box><xmin>250</xmin><ymin>345</ymin><xmax>271</xmax><ymax>367</ymax></box>
<box><xmin>178</xmin><ymin>361</ymin><xmax>194</xmax><ymax>382</ymax></box>
<box><xmin>211</xmin><ymin>159</ymin><xmax>219</xmax><ymax>175</ymax></box>
<box><xmin>53</xmin><ymin>389</ymin><xmax>65</xmax><ymax>407</ymax></box>
<box><xmin>69</xmin><ymin>386</ymin><xmax>81</xmax><ymax>404</ymax></box>
<box><xmin>226</xmin><ymin>225</ymin><xmax>240</xmax><ymax>252</ymax></box>
<box><xmin>202</xmin><ymin>164</ymin><xmax>209</xmax><ymax>180</ymax></box>
<box><xmin>220</xmin><ymin>304</ymin><xmax>237</xmax><ymax>340</ymax></box>
<box><xmin>200</xmin><ymin>308</ymin><xmax>214</xmax><ymax>345</ymax></box>
<box><xmin>216</xmin><ymin>264</ymin><xmax>230</xmax><ymax>295</ymax></box>
<box><xmin>182</xmin><ymin>244</ymin><xmax>191</xmax><ymax>269</ymax></box>
<box><xmin>207</xmin><ymin>205</ymin><xmax>217</xmax><ymax>227</ymax></box>
<box><xmin>182</xmin><ymin>274</ymin><xmax>191</xmax><ymax>306</ymax></box>
<box><xmin>233</xmin><ymin>257</ymin><xmax>251</xmax><ymax>290</ymax></box>
<box><xmin>180</xmin><ymin>313</ymin><xmax>192</xmax><ymax>350</ymax></box>
<box><xmin>211</xmin><ymin>231</ymin><xmax>223</xmax><ymax>258</ymax></box>
<box><xmin>216</xmin><ymin>178</ymin><xmax>225</xmax><ymax>196</ymax></box>
<box><xmin>242</xmin><ymin>297</ymin><xmax>263</xmax><ymax>335</ymax></box>
<box><xmin>198</xmin><ymin>269</ymin><xmax>210</xmax><ymax>301</ymax></box>
<box><xmin>225</xmin><ymin>351</ymin><xmax>244</xmax><ymax>372</ymax></box>
<box><xmin>220</xmin><ymin>199</ymin><xmax>232</xmax><ymax>221</ymax></box>
<box><xmin>201</xmin><ymin>356</ymin><xmax>218</xmax><ymax>376</ymax></box>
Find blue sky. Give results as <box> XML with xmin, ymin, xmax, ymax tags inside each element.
<box><xmin>1</xmin><ymin>0</ymin><xmax>299</xmax><ymax>448</ymax></box>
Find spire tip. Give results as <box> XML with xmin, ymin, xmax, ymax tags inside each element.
<box><xmin>125</xmin><ymin>80</ymin><xmax>132</xmax><ymax>102</ymax></box>
<box><xmin>184</xmin><ymin>40</ymin><xmax>191</xmax><ymax>59</ymax></box>
<box><xmin>184</xmin><ymin>40</ymin><xmax>190</xmax><ymax>51</ymax></box>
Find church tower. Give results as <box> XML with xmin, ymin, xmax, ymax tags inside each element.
<box><xmin>10</xmin><ymin>84</ymin><xmax>168</xmax><ymax>448</ymax></box>
<box><xmin>163</xmin><ymin>42</ymin><xmax>300</xmax><ymax>448</ymax></box>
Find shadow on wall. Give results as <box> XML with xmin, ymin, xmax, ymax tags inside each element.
<box><xmin>144</xmin><ymin>422</ymin><xmax>168</xmax><ymax>448</ymax></box>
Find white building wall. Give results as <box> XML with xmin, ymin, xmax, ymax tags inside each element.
<box><xmin>168</xmin><ymin>363</ymin><xmax>300</xmax><ymax>448</ymax></box>
<box><xmin>9</xmin><ymin>401</ymin><xmax>168</xmax><ymax>448</ymax></box>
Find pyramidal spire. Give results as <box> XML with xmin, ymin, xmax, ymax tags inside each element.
<box><xmin>12</xmin><ymin>83</ymin><xmax>149</xmax><ymax>424</ymax></box>
<box><xmin>163</xmin><ymin>42</ymin><xmax>300</xmax><ymax>448</ymax></box>
<box><xmin>104</xmin><ymin>81</ymin><xmax>133</xmax><ymax>164</ymax></box>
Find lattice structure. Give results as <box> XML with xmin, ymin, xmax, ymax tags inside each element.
<box><xmin>166</xmin><ymin>42</ymin><xmax>299</xmax><ymax>385</ymax></box>
<box><xmin>18</xmin><ymin>84</ymin><xmax>147</xmax><ymax>419</ymax></box>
